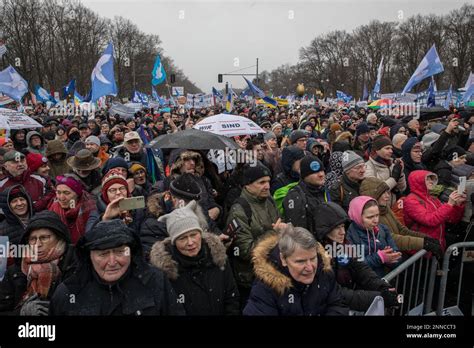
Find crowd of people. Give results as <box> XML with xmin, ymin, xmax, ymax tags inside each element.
<box><xmin>0</xmin><ymin>99</ymin><xmax>473</xmax><ymax>316</ymax></box>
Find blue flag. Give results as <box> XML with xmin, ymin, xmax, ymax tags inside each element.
<box><xmin>336</xmin><ymin>90</ymin><xmax>352</xmax><ymax>103</ymax></box>
<box><xmin>443</xmin><ymin>84</ymin><xmax>452</xmax><ymax>110</ymax></box>
<box><xmin>212</xmin><ymin>87</ymin><xmax>223</xmax><ymax>100</ymax></box>
<box><xmin>83</xmin><ymin>89</ymin><xmax>92</xmax><ymax>103</ymax></box>
<box><xmin>34</xmin><ymin>84</ymin><xmax>56</xmax><ymax>103</ymax></box>
<box><xmin>402</xmin><ymin>44</ymin><xmax>444</xmax><ymax>94</ymax></box>
<box><xmin>91</xmin><ymin>42</ymin><xmax>117</xmax><ymax>103</ymax></box>
<box><xmin>151</xmin><ymin>55</ymin><xmax>166</xmax><ymax>86</ymax></box>
<box><xmin>427</xmin><ymin>77</ymin><xmax>436</xmax><ymax>107</ymax></box>
<box><xmin>362</xmin><ymin>84</ymin><xmax>369</xmax><ymax>101</ymax></box>
<box><xmin>74</xmin><ymin>90</ymin><xmax>84</xmax><ymax>102</ymax></box>
<box><xmin>0</xmin><ymin>66</ymin><xmax>28</xmax><ymax>102</ymax></box>
<box><xmin>152</xmin><ymin>86</ymin><xmax>159</xmax><ymax>101</ymax></box>
<box><xmin>243</xmin><ymin>76</ymin><xmax>278</xmax><ymax>106</ymax></box>
<box><xmin>373</xmin><ymin>56</ymin><xmax>384</xmax><ymax>94</ymax></box>
<box><xmin>62</xmin><ymin>79</ymin><xmax>75</xmax><ymax>99</ymax></box>
<box><xmin>463</xmin><ymin>72</ymin><xmax>474</xmax><ymax>103</ymax></box>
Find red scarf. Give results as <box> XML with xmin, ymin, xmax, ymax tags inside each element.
<box><xmin>48</xmin><ymin>192</ymin><xmax>97</xmax><ymax>244</ymax></box>
<box><xmin>20</xmin><ymin>240</ymin><xmax>66</xmax><ymax>301</ymax></box>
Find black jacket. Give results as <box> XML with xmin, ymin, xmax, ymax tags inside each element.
<box><xmin>328</xmin><ymin>174</ymin><xmax>360</xmax><ymax>212</ymax></box>
<box><xmin>139</xmin><ymin>193</ymin><xmax>169</xmax><ymax>261</ymax></box>
<box><xmin>0</xmin><ymin>185</ymin><xmax>33</xmax><ymax>246</ymax></box>
<box><xmin>326</xmin><ymin>244</ymin><xmax>391</xmax><ymax>312</ymax></box>
<box><xmin>283</xmin><ymin>181</ymin><xmax>328</xmax><ymax>230</ymax></box>
<box><xmin>49</xmin><ymin>225</ymin><xmax>183</xmax><ymax>316</ymax></box>
<box><xmin>150</xmin><ymin>233</ymin><xmax>240</xmax><ymax>315</ymax></box>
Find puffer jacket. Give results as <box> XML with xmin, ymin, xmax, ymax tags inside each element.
<box><xmin>403</xmin><ymin>170</ymin><xmax>464</xmax><ymax>251</ymax></box>
<box><xmin>347</xmin><ymin>196</ymin><xmax>401</xmax><ymax>277</ymax></box>
<box><xmin>243</xmin><ymin>234</ymin><xmax>348</xmax><ymax>316</ymax></box>
<box><xmin>150</xmin><ymin>233</ymin><xmax>240</xmax><ymax>315</ymax></box>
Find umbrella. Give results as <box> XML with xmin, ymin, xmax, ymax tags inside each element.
<box><xmin>194</xmin><ymin>113</ymin><xmax>265</xmax><ymax>137</ymax></box>
<box><xmin>368</xmin><ymin>99</ymin><xmax>394</xmax><ymax>109</ymax></box>
<box><xmin>147</xmin><ymin>129</ymin><xmax>238</xmax><ymax>151</ymax></box>
<box><xmin>0</xmin><ymin>108</ymin><xmax>42</xmax><ymax>129</ymax></box>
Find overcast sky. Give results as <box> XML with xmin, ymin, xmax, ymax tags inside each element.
<box><xmin>81</xmin><ymin>0</ymin><xmax>467</xmax><ymax>92</ymax></box>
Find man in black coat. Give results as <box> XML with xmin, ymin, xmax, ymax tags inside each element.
<box><xmin>50</xmin><ymin>220</ymin><xmax>184</xmax><ymax>315</ymax></box>
<box><xmin>283</xmin><ymin>155</ymin><xmax>329</xmax><ymax>230</ymax></box>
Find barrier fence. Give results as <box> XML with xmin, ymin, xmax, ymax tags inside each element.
<box><xmin>382</xmin><ymin>249</ymin><xmax>438</xmax><ymax>316</ymax></box>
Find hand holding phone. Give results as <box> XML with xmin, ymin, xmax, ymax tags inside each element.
<box><xmin>118</xmin><ymin>196</ymin><xmax>145</xmax><ymax>211</ymax></box>
<box><xmin>458</xmin><ymin>176</ymin><xmax>467</xmax><ymax>195</ymax></box>
<box><xmin>223</xmin><ymin>219</ymin><xmax>241</xmax><ymax>240</ymax></box>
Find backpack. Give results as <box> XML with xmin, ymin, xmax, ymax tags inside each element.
<box><xmin>234</xmin><ymin>196</ymin><xmax>276</xmax><ymax>225</ymax></box>
<box><xmin>273</xmin><ymin>182</ymin><xmax>299</xmax><ymax>216</ymax></box>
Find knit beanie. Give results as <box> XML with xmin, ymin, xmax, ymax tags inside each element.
<box><xmin>158</xmin><ymin>200</ymin><xmax>203</xmax><ymax>244</ymax></box>
<box><xmin>242</xmin><ymin>163</ymin><xmax>272</xmax><ymax>186</ymax></box>
<box><xmin>56</xmin><ymin>175</ymin><xmax>84</xmax><ymax>197</ymax></box>
<box><xmin>26</xmin><ymin>153</ymin><xmax>48</xmax><ymax>173</ymax></box>
<box><xmin>356</xmin><ymin>123</ymin><xmax>370</xmax><ymax>136</ymax></box>
<box><xmin>101</xmin><ymin>168</ymin><xmax>129</xmax><ymax>204</ymax></box>
<box><xmin>372</xmin><ymin>136</ymin><xmax>392</xmax><ymax>151</ymax></box>
<box><xmin>129</xmin><ymin>162</ymin><xmax>146</xmax><ymax>175</ymax></box>
<box><xmin>170</xmin><ymin>173</ymin><xmax>202</xmax><ymax>201</ymax></box>
<box><xmin>342</xmin><ymin>150</ymin><xmax>364</xmax><ymax>172</ymax></box>
<box><xmin>300</xmin><ymin>155</ymin><xmax>324</xmax><ymax>180</ymax></box>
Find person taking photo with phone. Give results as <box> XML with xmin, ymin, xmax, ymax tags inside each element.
<box><xmin>86</xmin><ymin>168</ymin><xmax>145</xmax><ymax>234</ymax></box>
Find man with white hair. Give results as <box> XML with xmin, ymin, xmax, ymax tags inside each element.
<box><xmin>392</xmin><ymin>133</ymin><xmax>408</xmax><ymax>159</ymax></box>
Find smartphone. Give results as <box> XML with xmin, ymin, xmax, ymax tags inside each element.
<box><xmin>119</xmin><ymin>196</ymin><xmax>145</xmax><ymax>211</ymax></box>
<box><xmin>458</xmin><ymin>176</ymin><xmax>467</xmax><ymax>195</ymax></box>
<box><xmin>223</xmin><ymin>219</ymin><xmax>241</xmax><ymax>239</ymax></box>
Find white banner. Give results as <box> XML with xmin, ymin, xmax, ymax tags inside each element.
<box><xmin>186</xmin><ymin>93</ymin><xmax>214</xmax><ymax>109</ymax></box>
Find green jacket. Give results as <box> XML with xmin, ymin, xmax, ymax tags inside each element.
<box><xmin>226</xmin><ymin>188</ymin><xmax>279</xmax><ymax>289</ymax></box>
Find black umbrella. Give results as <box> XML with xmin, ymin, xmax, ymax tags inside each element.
<box><xmin>147</xmin><ymin>129</ymin><xmax>238</xmax><ymax>151</ymax></box>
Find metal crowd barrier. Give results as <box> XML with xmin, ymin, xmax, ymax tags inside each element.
<box><xmin>436</xmin><ymin>241</ymin><xmax>474</xmax><ymax>316</ymax></box>
<box><xmin>382</xmin><ymin>249</ymin><xmax>438</xmax><ymax>316</ymax></box>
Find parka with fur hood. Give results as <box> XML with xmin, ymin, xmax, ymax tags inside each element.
<box><xmin>150</xmin><ymin>232</ymin><xmax>240</xmax><ymax>315</ymax></box>
<box><xmin>243</xmin><ymin>233</ymin><xmax>348</xmax><ymax>316</ymax></box>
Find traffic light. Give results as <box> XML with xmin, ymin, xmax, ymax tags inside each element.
<box><xmin>170</xmin><ymin>74</ymin><xmax>176</xmax><ymax>84</ymax></box>
<box><xmin>218</xmin><ymin>74</ymin><xmax>223</xmax><ymax>83</ymax></box>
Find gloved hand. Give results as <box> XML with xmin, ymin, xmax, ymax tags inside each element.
<box><xmin>423</xmin><ymin>238</ymin><xmax>443</xmax><ymax>259</ymax></box>
<box><xmin>391</xmin><ymin>162</ymin><xmax>403</xmax><ymax>182</ymax></box>
<box><xmin>380</xmin><ymin>288</ymin><xmax>400</xmax><ymax>308</ymax></box>
<box><xmin>20</xmin><ymin>294</ymin><xmax>50</xmax><ymax>316</ymax></box>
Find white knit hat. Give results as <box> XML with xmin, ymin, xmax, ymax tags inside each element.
<box><xmin>158</xmin><ymin>200</ymin><xmax>203</xmax><ymax>244</ymax></box>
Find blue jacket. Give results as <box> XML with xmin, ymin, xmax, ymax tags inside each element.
<box><xmin>346</xmin><ymin>222</ymin><xmax>400</xmax><ymax>277</ymax></box>
<box><xmin>243</xmin><ymin>234</ymin><xmax>348</xmax><ymax>316</ymax></box>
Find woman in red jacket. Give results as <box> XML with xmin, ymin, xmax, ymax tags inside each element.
<box><xmin>403</xmin><ymin>170</ymin><xmax>465</xmax><ymax>251</ymax></box>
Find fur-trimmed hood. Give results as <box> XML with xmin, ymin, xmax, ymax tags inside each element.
<box><xmin>149</xmin><ymin>232</ymin><xmax>227</xmax><ymax>281</ymax></box>
<box><xmin>170</xmin><ymin>151</ymin><xmax>205</xmax><ymax>177</ymax></box>
<box><xmin>252</xmin><ymin>233</ymin><xmax>332</xmax><ymax>296</ymax></box>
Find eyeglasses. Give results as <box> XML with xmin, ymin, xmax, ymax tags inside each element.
<box><xmin>107</xmin><ymin>186</ymin><xmax>127</xmax><ymax>195</ymax></box>
<box><xmin>28</xmin><ymin>235</ymin><xmax>52</xmax><ymax>245</ymax></box>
